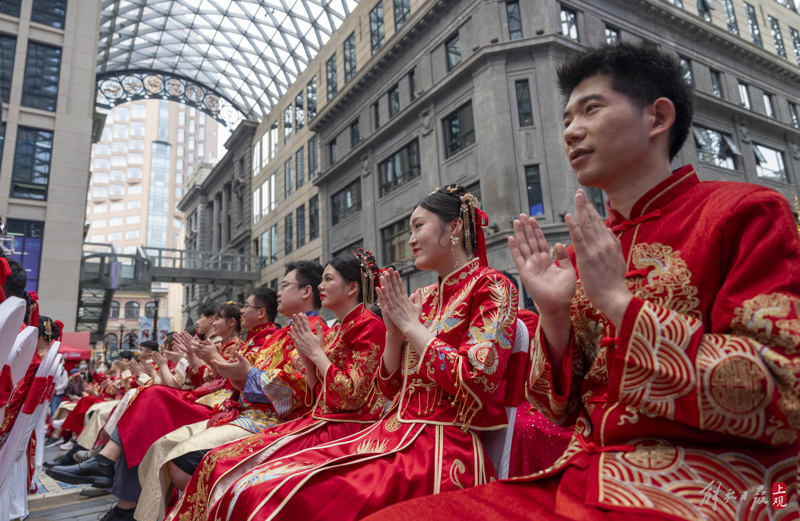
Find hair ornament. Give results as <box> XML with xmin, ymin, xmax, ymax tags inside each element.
<box><xmin>354</xmin><ymin>247</ymin><xmax>381</xmax><ymax>305</ymax></box>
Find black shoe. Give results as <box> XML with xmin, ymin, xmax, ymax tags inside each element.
<box><xmin>45</xmin><ymin>456</ymin><xmax>114</xmax><ymax>488</ymax></box>
<box><xmin>43</xmin><ymin>443</ymin><xmax>82</xmax><ymax>467</ymax></box>
<box><xmin>98</xmin><ymin>506</ymin><xmax>135</xmax><ymax>521</ymax></box>
<box><xmin>80</xmin><ymin>486</ymin><xmax>111</xmax><ymax>498</ymax></box>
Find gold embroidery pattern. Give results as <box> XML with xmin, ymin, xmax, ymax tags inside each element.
<box><xmin>449</xmin><ymin>459</ymin><xmax>467</xmax><ymax>489</ymax></box>
<box><xmin>731</xmin><ymin>293</ymin><xmax>800</xmax><ymax>355</ymax></box>
<box><xmin>384</xmin><ymin>413</ymin><xmax>401</xmax><ymax>432</ymax></box>
<box><xmin>176</xmin><ymin>434</ymin><xmax>265</xmax><ymax>521</ymax></box>
<box><xmin>629</xmin><ymin>242</ymin><xmax>701</xmax><ymax>320</ymax></box>
<box><xmin>598</xmin><ymin>440</ymin><xmax>797</xmax><ymax>521</ymax></box>
<box><xmin>620</xmin><ymin>303</ymin><xmax>698</xmax><ymax>419</ymax></box>
<box><xmin>354</xmin><ymin>438</ymin><xmax>389</xmax><ymax>454</ymax></box>
<box><xmin>697</xmin><ymin>335</ymin><xmax>773</xmax><ymax>440</ymax></box>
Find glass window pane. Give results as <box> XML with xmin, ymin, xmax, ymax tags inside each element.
<box><xmin>0</xmin><ymin>35</ymin><xmax>16</xmax><ymax>104</ymax></box>
<box><xmin>31</xmin><ymin>0</ymin><xmax>67</xmax><ymax>28</ymax></box>
<box><xmin>11</xmin><ymin>127</ymin><xmax>53</xmax><ymax>200</ymax></box>
<box><xmin>22</xmin><ymin>41</ymin><xmax>62</xmax><ymax>111</ymax></box>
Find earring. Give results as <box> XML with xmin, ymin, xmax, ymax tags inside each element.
<box><xmin>450</xmin><ymin>236</ymin><xmax>458</xmax><ymax>254</ymax></box>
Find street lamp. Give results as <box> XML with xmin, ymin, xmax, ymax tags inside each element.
<box><xmin>118</xmin><ymin>324</ymin><xmax>124</xmax><ymax>356</ymax></box>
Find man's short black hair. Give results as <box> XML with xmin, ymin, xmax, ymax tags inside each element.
<box><xmin>250</xmin><ymin>285</ymin><xmax>278</xmax><ymax>322</ymax></box>
<box><xmin>139</xmin><ymin>340</ymin><xmax>158</xmax><ymax>351</ymax></box>
<box><xmin>3</xmin><ymin>260</ymin><xmax>27</xmax><ymax>299</ymax></box>
<box><xmin>557</xmin><ymin>42</ymin><xmax>693</xmax><ymax>160</ymax></box>
<box><xmin>285</xmin><ymin>260</ymin><xmax>323</xmax><ymax>309</ymax></box>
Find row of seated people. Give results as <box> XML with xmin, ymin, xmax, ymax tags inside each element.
<box><xmin>44</xmin><ymin>185</ymin><xmax>575</xmax><ymax>521</ymax></box>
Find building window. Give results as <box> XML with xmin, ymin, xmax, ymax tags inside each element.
<box><xmin>331</xmin><ymin>179</ymin><xmax>361</xmax><ymax>225</ymax></box>
<box><xmin>515</xmin><ymin>79</ymin><xmax>534</xmax><ymax>127</ymax></box>
<box><xmin>738</xmin><ymin>82</ymin><xmax>751</xmax><ymax>109</ymax></box>
<box><xmin>350</xmin><ymin>119</ymin><xmax>360</xmax><ymax>146</ymax></box>
<box><xmin>692</xmin><ymin>126</ymin><xmax>739</xmax><ymax>170</ymax></box>
<box><xmin>710</xmin><ymin>69</ymin><xmax>724</xmax><ymax>98</ymax></box>
<box><xmin>270</xmin><ymin>224</ymin><xmax>279</xmax><ymax>263</ymax></box>
<box><xmin>776</xmin><ymin>0</ymin><xmax>798</xmax><ymax>12</ymax></box>
<box><xmin>370</xmin><ymin>2</ymin><xmax>385</xmax><ymax>54</ymax></box>
<box><xmin>295</xmin><ymin>147</ymin><xmax>305</xmax><ymax>189</ymax></box>
<box><xmin>22</xmin><ymin>41</ymin><xmax>62</xmax><ymax>111</ymax></box>
<box><xmin>604</xmin><ymin>25</ymin><xmax>620</xmax><ymax>44</ymax></box>
<box><xmin>11</xmin><ymin>127</ymin><xmax>53</xmax><ymax>201</ymax></box>
<box><xmin>109</xmin><ymin>301</ymin><xmax>120</xmax><ymax>319</ymax></box>
<box><xmin>388</xmin><ymin>84</ymin><xmax>400</xmax><ymax>117</ymax></box>
<box><xmin>770</xmin><ymin>16</ymin><xmax>787</xmax><ymax>58</ymax></box>
<box><xmin>506</xmin><ymin>1</ymin><xmax>523</xmax><ymax>40</ymax></box>
<box><xmin>445</xmin><ymin>33</ymin><xmax>461</xmax><ymax>71</ymax></box>
<box><xmin>261</xmin><ymin>230</ymin><xmax>270</xmax><ymax>267</ymax></box>
<box><xmin>394</xmin><ymin>0</ymin><xmax>411</xmax><ymax>29</ymax></box>
<box><xmin>666</xmin><ymin>0</ymin><xmax>683</xmax><ymax>6</ymax></box>
<box><xmin>791</xmin><ymin>27</ymin><xmax>800</xmax><ymax>66</ymax></box>
<box><xmin>31</xmin><ymin>0</ymin><xmax>67</xmax><ymax>29</ymax></box>
<box><xmin>560</xmin><ymin>6</ymin><xmax>579</xmax><ymax>41</ymax></box>
<box><xmin>443</xmin><ymin>102</ymin><xmax>475</xmax><ymax>158</ymax></box>
<box><xmin>270</xmin><ymin>122</ymin><xmax>279</xmax><ymax>159</ymax></box>
<box><xmin>763</xmin><ymin>93</ymin><xmax>776</xmax><ymax>117</ymax></box>
<box><xmin>252</xmin><ymin>144</ymin><xmax>260</xmax><ymax>177</ymax></box>
<box><xmin>309</xmin><ymin>195</ymin><xmax>320</xmax><ymax>240</ymax></box>
<box><xmin>379</xmin><ymin>139</ymin><xmax>420</xmax><ymax>196</ymax></box>
<box><xmin>373</xmin><ymin>101</ymin><xmax>380</xmax><ymax>129</ymax></box>
<box><xmin>525</xmin><ymin>165</ymin><xmax>544</xmax><ymax>216</ymax></box>
<box><xmin>382</xmin><ymin>217</ymin><xmax>412</xmax><ymax>264</ymax></box>
<box><xmin>284</xmin><ymin>105</ymin><xmax>292</xmax><ymax>143</ymax></box>
<box><xmin>679</xmin><ymin>57</ymin><xmax>693</xmax><ymax>85</ymax></box>
<box><xmin>744</xmin><ymin>2</ymin><xmax>763</xmax><ymax>47</ymax></box>
<box><xmin>0</xmin><ymin>35</ymin><xmax>16</xmax><ymax>104</ymax></box>
<box><xmin>6</xmin><ymin>218</ymin><xmax>43</xmax><ymax>293</ymax></box>
<box><xmin>720</xmin><ymin>0</ymin><xmax>739</xmax><ymax>35</ymax></box>
<box><xmin>308</xmin><ymin>136</ymin><xmax>318</xmax><ymax>179</ymax></box>
<box><xmin>344</xmin><ymin>32</ymin><xmax>356</xmax><ymax>82</ymax></box>
<box><xmin>296</xmin><ymin>204</ymin><xmax>306</xmax><ymax>248</ymax></box>
<box><xmin>0</xmin><ymin>0</ymin><xmax>21</xmax><ymax>17</ymax></box>
<box><xmin>125</xmin><ymin>301</ymin><xmax>140</xmax><ymax>319</ymax></box>
<box><xmin>295</xmin><ymin>92</ymin><xmax>304</xmax><ymax>131</ymax></box>
<box><xmin>284</xmin><ymin>159</ymin><xmax>293</xmax><ymax>199</ymax></box>
<box><xmin>409</xmin><ymin>69</ymin><xmax>416</xmax><ymax>101</ymax></box>
<box><xmin>307</xmin><ymin>77</ymin><xmax>317</xmax><ymax>121</ymax></box>
<box><xmin>284</xmin><ymin>214</ymin><xmax>293</xmax><ymax>254</ymax></box>
<box><xmin>754</xmin><ymin>144</ymin><xmax>787</xmax><ymax>182</ymax></box>
<box><xmin>789</xmin><ymin>101</ymin><xmax>799</xmax><ymax>128</ymax></box>
<box><xmin>329</xmin><ymin>138</ymin><xmax>337</xmax><ymax>165</ymax></box>
<box><xmin>260</xmin><ymin>180</ymin><xmax>269</xmax><ymax>218</ymax></box>
<box><xmin>270</xmin><ymin>172</ymin><xmax>278</xmax><ymax>210</ymax></box>
<box><xmin>697</xmin><ymin>0</ymin><xmax>712</xmax><ymax>21</ymax></box>
<box><xmin>326</xmin><ymin>54</ymin><xmax>337</xmax><ymax>101</ymax></box>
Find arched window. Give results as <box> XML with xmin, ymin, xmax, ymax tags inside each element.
<box><xmin>123</xmin><ymin>332</ymin><xmax>138</xmax><ymax>349</ymax></box>
<box><xmin>104</xmin><ymin>332</ymin><xmax>119</xmax><ymax>352</ymax></box>
<box><xmin>124</xmin><ymin>301</ymin><xmax>140</xmax><ymax>319</ymax></box>
<box><xmin>144</xmin><ymin>301</ymin><xmax>157</xmax><ymax>318</ymax></box>
<box><xmin>109</xmin><ymin>301</ymin><xmax>120</xmax><ymax>318</ymax></box>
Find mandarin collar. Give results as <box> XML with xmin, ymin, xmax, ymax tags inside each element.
<box><xmin>439</xmin><ymin>258</ymin><xmax>481</xmax><ymax>288</ymax></box>
<box><xmin>607</xmin><ymin>165</ymin><xmax>699</xmax><ymax>226</ymax></box>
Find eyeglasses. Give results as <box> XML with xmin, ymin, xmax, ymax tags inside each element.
<box><xmin>280</xmin><ymin>281</ymin><xmax>306</xmax><ymax>289</ymax></box>
<box><xmin>242</xmin><ymin>304</ymin><xmax>265</xmax><ymax>311</ymax></box>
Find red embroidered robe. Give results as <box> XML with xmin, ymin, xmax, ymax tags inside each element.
<box><xmin>515</xmin><ymin>166</ymin><xmax>800</xmax><ymax>520</ymax></box>
<box><xmin>166</xmin><ymin>304</ymin><xmax>386</xmax><ymax>521</ymax></box>
<box><xmin>117</xmin><ymin>327</ymin><xmax>273</xmax><ymax>468</ymax></box>
<box><xmin>208</xmin><ymin>260</ymin><xmax>518</xmax><ymax>521</ymax></box>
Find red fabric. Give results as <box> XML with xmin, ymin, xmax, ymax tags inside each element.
<box><xmin>521</xmin><ymin>166</ymin><xmax>800</xmax><ymax>519</ymax></box>
<box><xmin>61</xmin><ymin>395</ymin><xmax>104</xmax><ymax>435</ymax></box>
<box><xmin>21</xmin><ymin>376</ymin><xmax>48</xmax><ymax>414</ymax></box>
<box><xmin>54</xmin><ymin>320</ymin><xmax>64</xmax><ymax>341</ymax></box>
<box><xmin>28</xmin><ymin>291</ymin><xmax>38</xmax><ymax>328</ymax></box>
<box><xmin>508</xmin><ymin>404</ymin><xmax>573</xmax><ymax>478</ymax></box>
<box><xmin>0</xmin><ymin>352</ymin><xmax>42</xmax><ymax>445</ymax></box>
<box><xmin>168</xmin><ymin>305</ymin><xmax>386</xmax><ymax>521</ymax></box>
<box><xmin>199</xmin><ymin>263</ymin><xmax>518</xmax><ymax>521</ymax></box>
<box><xmin>0</xmin><ymin>257</ymin><xmax>9</xmax><ymax>302</ymax></box>
<box><xmin>116</xmin><ymin>385</ymin><xmax>213</xmax><ymax>467</ymax></box>
<box><xmin>0</xmin><ymin>365</ymin><xmax>13</xmax><ymax>408</ymax></box>
<box><xmin>362</xmin><ymin>460</ymin><xmax>675</xmax><ymax>521</ymax></box>
<box><xmin>474</xmin><ymin>207</ymin><xmax>488</xmax><ymax>266</ymax></box>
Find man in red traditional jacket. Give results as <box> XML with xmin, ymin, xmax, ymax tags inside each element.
<box><xmin>368</xmin><ymin>42</ymin><xmax>800</xmax><ymax>521</ymax></box>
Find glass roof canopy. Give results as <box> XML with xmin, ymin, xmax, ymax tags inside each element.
<box><xmin>95</xmin><ymin>0</ymin><xmax>359</xmax><ymax>128</ymax></box>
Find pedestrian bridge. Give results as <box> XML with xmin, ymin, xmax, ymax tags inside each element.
<box><xmin>76</xmin><ymin>243</ymin><xmax>263</xmax><ymax>341</ymax></box>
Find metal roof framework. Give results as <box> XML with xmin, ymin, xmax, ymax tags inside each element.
<box><xmin>95</xmin><ymin>0</ymin><xmax>358</xmax><ymax>128</ymax></box>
